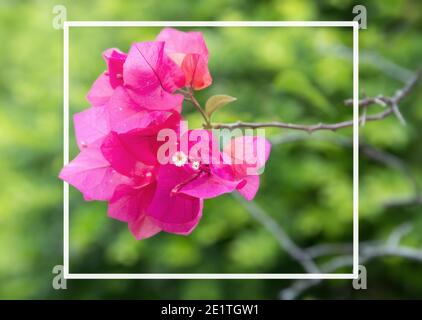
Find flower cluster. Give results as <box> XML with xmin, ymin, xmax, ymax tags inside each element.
<box><xmin>60</xmin><ymin>28</ymin><xmax>271</xmax><ymax>239</ymax></box>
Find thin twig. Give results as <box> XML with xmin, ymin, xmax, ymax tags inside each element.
<box><xmin>383</xmin><ymin>196</ymin><xmax>422</xmax><ymax>208</ymax></box>
<box><xmin>386</xmin><ymin>222</ymin><xmax>412</xmax><ymax>247</ymax></box>
<box><xmin>212</xmin><ymin>70</ymin><xmax>421</xmax><ymax>132</ymax></box>
<box><xmin>212</xmin><ymin>108</ymin><xmax>398</xmax><ymax>132</ymax></box>
<box><xmin>391</xmin><ymin>102</ymin><xmax>407</xmax><ymax>125</ymax></box>
<box><xmin>306</xmin><ymin>243</ymin><xmax>354</xmax><ymax>258</ymax></box>
<box><xmin>280</xmin><ymin>223</ymin><xmax>420</xmax><ymax>300</ymax></box>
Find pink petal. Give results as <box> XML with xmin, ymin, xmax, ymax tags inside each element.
<box><xmin>130</xmin><ymin>110</ymin><xmax>181</xmax><ymax>136</ymax></box>
<box><xmin>101</xmin><ymin>112</ymin><xmax>181</xmax><ymax>176</ymax></box>
<box><xmin>181</xmin><ymin>53</ymin><xmax>212</xmax><ymax>90</ymax></box>
<box><xmin>108</xmin><ymin>183</ymin><xmax>155</xmax><ymax>222</ymax></box>
<box><xmin>59</xmin><ymin>146</ymin><xmax>130</xmax><ymax>201</ymax></box>
<box><xmin>86</xmin><ymin>48</ymin><xmax>127</xmax><ymax>107</ymax></box>
<box><xmin>156</xmin><ymin>28</ymin><xmax>212</xmax><ymax>90</ymax></box>
<box><xmin>175</xmin><ymin>129</ymin><xmax>238</xmax><ymax>198</ymax></box>
<box><xmin>156</xmin><ymin>28</ymin><xmax>209</xmax><ymax>60</ymax></box>
<box><xmin>129</xmin><ymin>215</ymin><xmax>161</xmax><ymax>240</ymax></box>
<box><xmin>102</xmin><ymin>48</ymin><xmax>126</xmax><ymax>88</ymax></box>
<box><xmin>236</xmin><ymin>175</ymin><xmax>260</xmax><ymax>201</ymax></box>
<box><xmin>101</xmin><ymin>131</ymin><xmax>157</xmax><ymax>177</ymax></box>
<box><xmin>123</xmin><ymin>41</ymin><xmax>185</xmax><ymax>111</ymax></box>
<box><xmin>223</xmin><ymin>136</ymin><xmax>272</xmax><ymax>177</ymax></box>
<box><xmin>106</xmin><ymin>86</ymin><xmax>157</xmax><ymax>133</ymax></box>
<box><xmin>147</xmin><ymin>165</ymin><xmax>203</xmax><ymax>235</ymax></box>
<box><xmin>178</xmin><ymin>171</ymin><xmax>238</xmax><ymax>199</ymax></box>
<box><xmin>73</xmin><ymin>106</ymin><xmax>110</xmax><ymax>150</ymax></box>
<box><xmin>87</xmin><ymin>73</ymin><xmax>114</xmax><ymax>107</ymax></box>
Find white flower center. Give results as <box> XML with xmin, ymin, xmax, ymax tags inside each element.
<box><xmin>191</xmin><ymin>160</ymin><xmax>200</xmax><ymax>170</ymax></box>
<box><xmin>171</xmin><ymin>151</ymin><xmax>188</xmax><ymax>167</ymax></box>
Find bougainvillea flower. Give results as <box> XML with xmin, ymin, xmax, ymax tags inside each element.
<box><xmin>60</xmin><ymin>28</ymin><xmax>273</xmax><ymax>241</ymax></box>
<box><xmin>87</xmin><ymin>48</ymin><xmax>127</xmax><ymax>107</ymax></box>
<box><xmin>123</xmin><ymin>41</ymin><xmax>185</xmax><ymax>111</ymax></box>
<box><xmin>156</xmin><ymin>28</ymin><xmax>212</xmax><ymax>90</ymax></box>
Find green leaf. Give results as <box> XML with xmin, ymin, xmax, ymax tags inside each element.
<box><xmin>205</xmin><ymin>94</ymin><xmax>237</xmax><ymax>118</ymax></box>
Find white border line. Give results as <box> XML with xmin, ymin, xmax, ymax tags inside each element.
<box><xmin>63</xmin><ymin>21</ymin><xmax>359</xmax><ymax>280</ymax></box>
<box><xmin>66</xmin><ymin>273</ymin><xmax>356</xmax><ymax>280</ymax></box>
<box><xmin>65</xmin><ymin>21</ymin><xmax>356</xmax><ymax>27</ymax></box>
<box><xmin>63</xmin><ymin>23</ymin><xmax>70</xmax><ymax>277</ymax></box>
<box><xmin>352</xmin><ymin>22</ymin><xmax>359</xmax><ymax>278</ymax></box>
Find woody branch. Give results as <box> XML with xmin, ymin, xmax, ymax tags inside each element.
<box><xmin>183</xmin><ymin>69</ymin><xmax>421</xmax><ymax>132</ymax></box>
<box><xmin>279</xmin><ymin>223</ymin><xmax>422</xmax><ymax>300</ymax></box>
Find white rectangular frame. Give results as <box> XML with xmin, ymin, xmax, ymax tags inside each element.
<box><xmin>63</xmin><ymin>21</ymin><xmax>359</xmax><ymax>280</ymax></box>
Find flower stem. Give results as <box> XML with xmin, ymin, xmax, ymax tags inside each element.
<box><xmin>185</xmin><ymin>87</ymin><xmax>212</xmax><ymax>129</ymax></box>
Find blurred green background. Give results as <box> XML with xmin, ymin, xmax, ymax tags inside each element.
<box><xmin>1</xmin><ymin>0</ymin><xmax>421</xmax><ymax>299</ymax></box>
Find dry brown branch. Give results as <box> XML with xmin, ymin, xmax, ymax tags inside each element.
<box><xmin>212</xmin><ymin>70</ymin><xmax>421</xmax><ymax>132</ymax></box>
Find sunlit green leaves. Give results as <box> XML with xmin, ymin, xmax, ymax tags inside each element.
<box><xmin>275</xmin><ymin>70</ymin><xmax>332</xmax><ymax>114</ymax></box>
<box><xmin>227</xmin><ymin>229</ymin><xmax>280</xmax><ymax>271</ymax></box>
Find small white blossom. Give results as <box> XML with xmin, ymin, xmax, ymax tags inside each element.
<box><xmin>191</xmin><ymin>160</ymin><xmax>200</xmax><ymax>170</ymax></box>
<box><xmin>171</xmin><ymin>151</ymin><xmax>188</xmax><ymax>167</ymax></box>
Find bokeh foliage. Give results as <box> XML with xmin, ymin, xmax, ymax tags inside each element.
<box><xmin>0</xmin><ymin>0</ymin><xmax>421</xmax><ymax>299</ymax></box>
